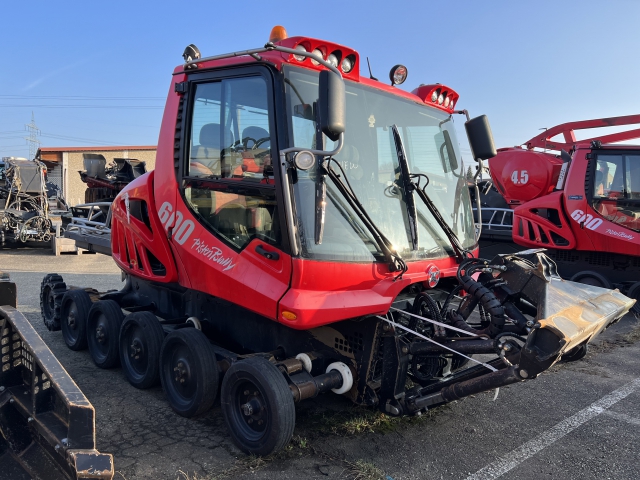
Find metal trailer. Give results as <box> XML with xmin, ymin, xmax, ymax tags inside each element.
<box><xmin>0</xmin><ymin>274</ymin><xmax>113</xmax><ymax>479</ymax></box>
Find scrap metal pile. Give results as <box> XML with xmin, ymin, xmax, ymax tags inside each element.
<box><xmin>79</xmin><ymin>154</ymin><xmax>146</xmax><ymax>203</ymax></box>
<box><xmin>0</xmin><ymin>158</ymin><xmax>57</xmax><ymax>244</ymax></box>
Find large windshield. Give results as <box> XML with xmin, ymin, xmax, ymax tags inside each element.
<box><xmin>285</xmin><ymin>67</ymin><xmax>475</xmax><ymax>263</ymax></box>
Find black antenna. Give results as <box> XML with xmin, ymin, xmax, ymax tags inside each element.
<box><xmin>366</xmin><ymin>57</ymin><xmax>378</xmax><ymax>81</ymax></box>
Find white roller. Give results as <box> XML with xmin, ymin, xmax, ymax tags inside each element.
<box><xmin>326</xmin><ymin>362</ymin><xmax>353</xmax><ymax>395</ymax></box>
<box><xmin>295</xmin><ymin>353</ymin><xmax>313</xmax><ymax>373</ymax></box>
<box><xmin>186</xmin><ymin>316</ymin><xmax>202</xmax><ymax>330</ymax></box>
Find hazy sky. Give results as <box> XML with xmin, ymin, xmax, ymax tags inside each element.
<box><xmin>1</xmin><ymin>0</ymin><xmax>639</xmax><ymax>161</ymax></box>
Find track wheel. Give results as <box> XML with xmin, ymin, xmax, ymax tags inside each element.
<box><xmin>562</xmin><ymin>344</ymin><xmax>588</xmax><ymax>362</ymax></box>
<box><xmin>221</xmin><ymin>357</ymin><xmax>296</xmax><ymax>456</ymax></box>
<box><xmin>570</xmin><ymin>271</ymin><xmax>612</xmax><ymax>289</ymax></box>
<box><xmin>40</xmin><ymin>273</ymin><xmax>67</xmax><ymax>331</ymax></box>
<box><xmin>119</xmin><ymin>312</ymin><xmax>165</xmax><ymax>389</ymax></box>
<box><xmin>60</xmin><ymin>290</ymin><xmax>92</xmax><ymax>351</ymax></box>
<box><xmin>87</xmin><ymin>300</ymin><xmax>124</xmax><ymax>368</ymax></box>
<box><xmin>160</xmin><ymin>328</ymin><xmax>219</xmax><ymax>418</ymax></box>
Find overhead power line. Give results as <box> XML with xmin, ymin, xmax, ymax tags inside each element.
<box><xmin>0</xmin><ymin>95</ymin><xmax>165</xmax><ymax>100</ymax></box>
<box><xmin>0</xmin><ymin>105</ymin><xmax>163</xmax><ymax>109</ymax></box>
<box><xmin>39</xmin><ymin>133</ymin><xmax>125</xmax><ymax>146</ymax></box>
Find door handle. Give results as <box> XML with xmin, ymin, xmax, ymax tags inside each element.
<box><xmin>255</xmin><ymin>244</ymin><xmax>280</xmax><ymax>261</ymax></box>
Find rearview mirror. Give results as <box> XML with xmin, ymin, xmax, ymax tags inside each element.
<box><xmin>465</xmin><ymin>115</ymin><xmax>497</xmax><ymax>161</ymax></box>
<box><xmin>318</xmin><ymin>70</ymin><xmax>346</xmax><ymax>142</ymax></box>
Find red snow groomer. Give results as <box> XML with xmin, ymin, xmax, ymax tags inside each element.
<box><xmin>40</xmin><ymin>27</ymin><xmax>634</xmax><ymax>456</ymax></box>
<box><xmin>481</xmin><ymin>115</ymin><xmax>640</xmax><ymax>308</ymax></box>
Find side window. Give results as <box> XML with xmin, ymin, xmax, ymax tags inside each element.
<box><xmin>592</xmin><ymin>154</ymin><xmax>640</xmax><ymax>233</ymax></box>
<box><xmin>184</xmin><ymin>186</ymin><xmax>280</xmax><ymax>250</ymax></box>
<box><xmin>184</xmin><ymin>75</ymin><xmax>281</xmax><ymax>250</ymax></box>
<box><xmin>188</xmin><ymin>77</ymin><xmax>272</xmax><ymax>180</ymax></box>
<box><xmin>626</xmin><ymin>155</ymin><xmax>640</xmax><ymax>199</ymax></box>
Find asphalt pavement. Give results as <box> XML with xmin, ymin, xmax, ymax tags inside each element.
<box><xmin>2</xmin><ymin>248</ymin><xmax>639</xmax><ymax>480</ymax></box>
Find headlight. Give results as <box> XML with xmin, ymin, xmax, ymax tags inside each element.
<box><xmin>327</xmin><ymin>53</ymin><xmax>339</xmax><ymax>68</ymax></box>
<box><xmin>294</xmin><ymin>45</ymin><xmax>307</xmax><ymax>62</ymax></box>
<box><xmin>431</xmin><ymin>90</ymin><xmax>439</xmax><ymax>102</ymax></box>
<box><xmin>294</xmin><ymin>151</ymin><xmax>315</xmax><ymax>170</ymax></box>
<box><xmin>438</xmin><ymin>93</ymin><xmax>444</xmax><ymax>105</ymax></box>
<box><xmin>389</xmin><ymin>64</ymin><xmax>408</xmax><ymax>85</ymax></box>
<box><xmin>444</xmin><ymin>96</ymin><xmax>450</xmax><ymax>108</ymax></box>
<box><xmin>311</xmin><ymin>48</ymin><xmax>324</xmax><ymax>65</ymax></box>
<box><xmin>341</xmin><ymin>56</ymin><xmax>353</xmax><ymax>73</ymax></box>
<box><xmin>449</xmin><ymin>99</ymin><xmax>456</xmax><ymax>110</ymax></box>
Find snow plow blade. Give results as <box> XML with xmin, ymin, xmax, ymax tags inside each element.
<box><xmin>501</xmin><ymin>252</ymin><xmax>635</xmax><ymax>374</ymax></box>
<box><xmin>0</xmin><ymin>279</ymin><xmax>113</xmax><ymax>479</ymax></box>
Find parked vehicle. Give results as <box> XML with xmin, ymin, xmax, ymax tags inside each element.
<box><xmin>41</xmin><ymin>27</ymin><xmax>633</xmax><ymax>456</ymax></box>
<box><xmin>476</xmin><ymin>115</ymin><xmax>640</xmax><ymax>311</ymax></box>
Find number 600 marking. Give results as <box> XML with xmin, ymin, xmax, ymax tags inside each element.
<box><xmin>570</xmin><ymin>209</ymin><xmax>603</xmax><ymax>230</ymax></box>
<box><xmin>158</xmin><ymin>201</ymin><xmax>194</xmax><ymax>245</ymax></box>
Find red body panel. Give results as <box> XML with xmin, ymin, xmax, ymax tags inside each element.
<box><xmin>512</xmin><ymin>191</ymin><xmax>577</xmax><ymax>249</ymax></box>
<box><xmin>278</xmin><ymin>256</ymin><xmax>463</xmax><ymax>329</ymax></box>
<box><xmin>166</xmin><ymin>196</ymin><xmax>293</xmax><ymax>320</ymax></box>
<box><xmin>111</xmin><ymin>171</ymin><xmax>179</xmax><ymax>283</ymax></box>
<box><xmin>490</xmin><ymin>148</ymin><xmax>563</xmax><ymax>206</ymax></box>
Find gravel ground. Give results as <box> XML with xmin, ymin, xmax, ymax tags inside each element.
<box><xmin>2</xmin><ymin>248</ymin><xmax>639</xmax><ymax>480</ymax></box>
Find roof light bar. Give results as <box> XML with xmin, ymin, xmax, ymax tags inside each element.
<box><xmin>412</xmin><ymin>84</ymin><xmax>459</xmax><ymax>113</ymax></box>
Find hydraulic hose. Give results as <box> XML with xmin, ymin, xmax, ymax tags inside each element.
<box><xmin>450</xmin><ymin>258</ymin><xmax>506</xmax><ymax>338</ymax></box>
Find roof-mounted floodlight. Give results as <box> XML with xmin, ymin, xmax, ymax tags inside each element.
<box><xmin>389</xmin><ymin>65</ymin><xmax>408</xmax><ymax>86</ymax></box>
<box><xmin>182</xmin><ymin>44</ymin><xmax>201</xmax><ymax>63</ymax></box>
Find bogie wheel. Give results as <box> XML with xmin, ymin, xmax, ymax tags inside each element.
<box><xmin>160</xmin><ymin>328</ymin><xmax>219</xmax><ymax>418</ymax></box>
<box><xmin>40</xmin><ymin>273</ymin><xmax>67</xmax><ymax>331</ymax></box>
<box><xmin>570</xmin><ymin>271</ymin><xmax>612</xmax><ymax>289</ymax></box>
<box><xmin>221</xmin><ymin>357</ymin><xmax>295</xmax><ymax>456</ymax></box>
<box><xmin>119</xmin><ymin>312</ymin><xmax>165</xmax><ymax>389</ymax></box>
<box><xmin>87</xmin><ymin>300</ymin><xmax>125</xmax><ymax>368</ymax></box>
<box><xmin>60</xmin><ymin>289</ymin><xmax>92</xmax><ymax>351</ymax></box>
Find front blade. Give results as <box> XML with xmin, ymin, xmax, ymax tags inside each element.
<box><xmin>539</xmin><ymin>278</ymin><xmax>634</xmax><ymax>354</ymax></box>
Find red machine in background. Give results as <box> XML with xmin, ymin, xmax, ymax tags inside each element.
<box><xmin>480</xmin><ymin>114</ymin><xmax>640</xmax><ymax>304</ymax></box>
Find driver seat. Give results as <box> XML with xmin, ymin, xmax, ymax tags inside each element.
<box><xmin>190</xmin><ymin>123</ymin><xmax>234</xmax><ymax>176</ymax></box>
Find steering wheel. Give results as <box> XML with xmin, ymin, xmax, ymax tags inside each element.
<box><xmin>242</xmin><ymin>136</ymin><xmax>270</xmax><ymax>150</ymax></box>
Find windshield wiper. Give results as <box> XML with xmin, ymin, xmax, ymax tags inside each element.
<box><xmin>323</xmin><ymin>158</ymin><xmax>407</xmax><ymax>276</ymax></box>
<box><xmin>390</xmin><ymin>125</ymin><xmax>468</xmax><ymax>263</ymax></box>
<box><xmin>391</xmin><ymin>125</ymin><xmax>419</xmax><ymax>251</ymax></box>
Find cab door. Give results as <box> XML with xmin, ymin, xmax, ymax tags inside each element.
<box><xmin>169</xmin><ymin>68</ymin><xmax>292</xmax><ymax>320</ymax></box>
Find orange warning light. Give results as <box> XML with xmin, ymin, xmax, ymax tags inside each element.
<box><xmin>269</xmin><ymin>25</ymin><xmax>288</xmax><ymax>43</ymax></box>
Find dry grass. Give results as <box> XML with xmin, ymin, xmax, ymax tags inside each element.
<box><xmin>345</xmin><ymin>459</ymin><xmax>386</xmax><ymax>480</ymax></box>
<box><xmin>298</xmin><ymin>404</ymin><xmax>438</xmax><ymax>438</ymax></box>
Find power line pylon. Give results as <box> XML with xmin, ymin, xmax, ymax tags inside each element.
<box><xmin>24</xmin><ymin>112</ymin><xmax>41</xmax><ymax>160</ymax></box>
